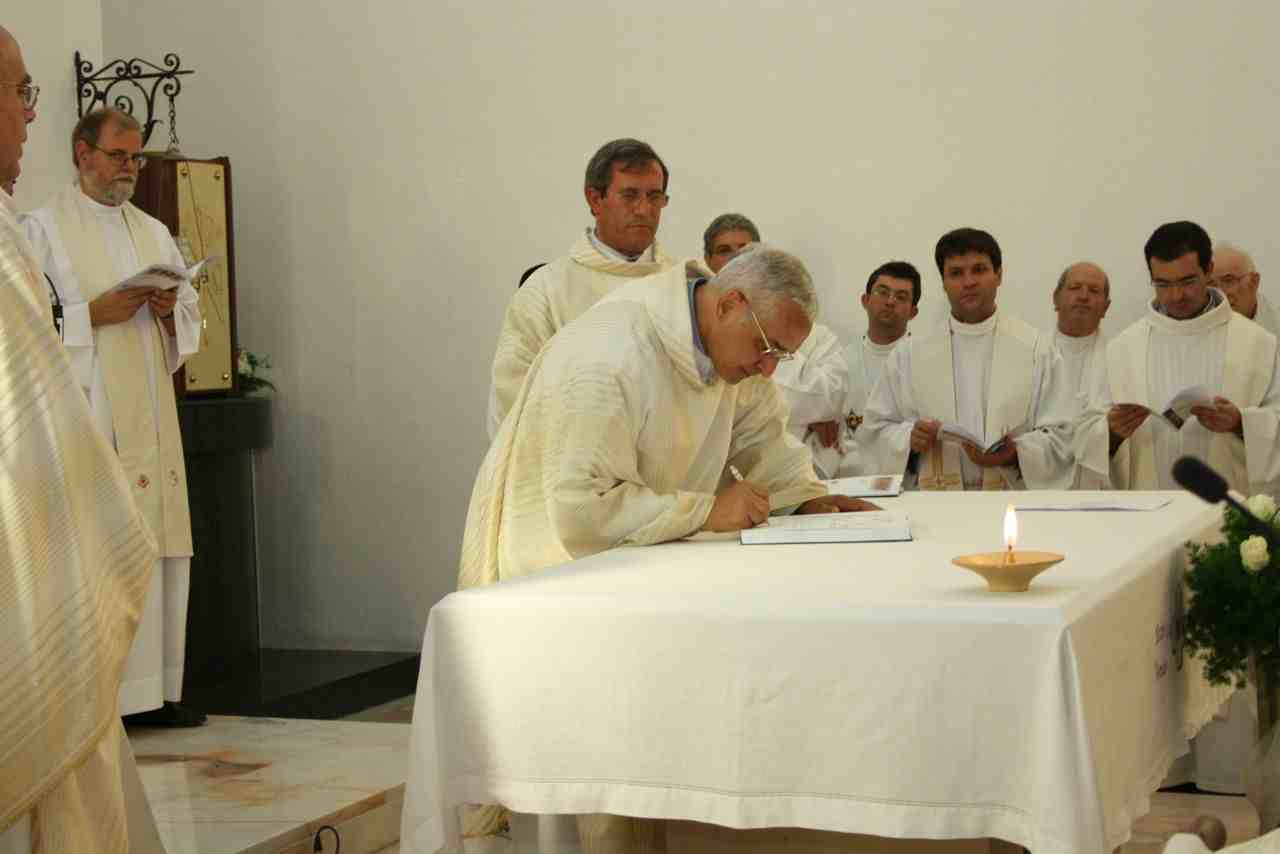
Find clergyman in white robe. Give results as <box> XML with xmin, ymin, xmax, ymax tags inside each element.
<box><xmin>1</xmin><ymin>187</ymin><xmax>165</xmax><ymax>854</ymax></box>
<box><xmin>832</xmin><ymin>333</ymin><xmax>901</xmax><ymax>478</ymax></box>
<box><xmin>770</xmin><ymin>321</ymin><xmax>848</xmax><ymax>478</ymax></box>
<box><xmin>1053</xmin><ymin>328</ymin><xmax>1107</xmax><ymax>416</ymax></box>
<box><xmin>861</xmin><ymin>310</ymin><xmax>1078</xmax><ymax>490</ymax></box>
<box><xmin>23</xmin><ymin>181</ymin><xmax>201</xmax><ymax>716</ymax></box>
<box><xmin>461</xmin><ymin>265</ymin><xmax>827</xmax><ymax>587</ymax></box>
<box><xmin>1076</xmin><ymin>289</ymin><xmax>1280</xmax><ymax>793</ymax></box>
<box><xmin>486</xmin><ymin>228</ymin><xmax>677</xmax><ymax>438</ymax></box>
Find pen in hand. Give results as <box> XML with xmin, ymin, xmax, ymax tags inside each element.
<box><xmin>729</xmin><ymin>465</ymin><xmax>769</xmax><ymax>527</ymax></box>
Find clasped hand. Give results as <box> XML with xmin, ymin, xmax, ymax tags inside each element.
<box><xmin>911</xmin><ymin>418</ymin><xmax>1016</xmax><ymax>468</ymax></box>
<box><xmin>89</xmin><ymin>287</ymin><xmax>177</xmax><ymax>328</ymax></box>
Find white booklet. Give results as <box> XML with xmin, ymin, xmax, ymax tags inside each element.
<box><xmin>740</xmin><ymin>511</ymin><xmax>912</xmax><ymax>545</ymax></box>
<box><xmin>823</xmin><ymin>474</ymin><xmax>903</xmax><ymax>498</ymax></box>
<box><xmin>938</xmin><ymin>422</ymin><xmax>1026</xmax><ymax>454</ymax></box>
<box><xmin>1118</xmin><ymin>386</ymin><xmax>1215</xmax><ymax>429</ymax></box>
<box><xmin>108</xmin><ymin>258</ymin><xmax>213</xmax><ymax>293</ymax></box>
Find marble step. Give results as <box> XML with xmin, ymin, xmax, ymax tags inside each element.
<box><xmin>130</xmin><ymin>715</ymin><xmax>409</xmax><ymax>854</ymax></box>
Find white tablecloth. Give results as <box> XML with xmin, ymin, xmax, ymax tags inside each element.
<box><xmin>402</xmin><ymin>491</ymin><xmax>1232</xmax><ymax>853</ymax></box>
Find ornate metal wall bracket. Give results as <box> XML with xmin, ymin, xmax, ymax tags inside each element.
<box><xmin>75</xmin><ymin>51</ymin><xmax>194</xmax><ymax>149</ymax></box>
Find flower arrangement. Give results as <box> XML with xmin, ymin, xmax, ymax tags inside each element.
<box><xmin>1182</xmin><ymin>493</ymin><xmax>1280</xmax><ymax>689</ymax></box>
<box><xmin>236</xmin><ymin>349</ymin><xmax>276</xmax><ymax>395</ymax></box>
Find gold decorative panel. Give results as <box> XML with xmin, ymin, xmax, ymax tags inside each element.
<box><xmin>174</xmin><ymin>161</ymin><xmax>233</xmax><ymax>393</ymax></box>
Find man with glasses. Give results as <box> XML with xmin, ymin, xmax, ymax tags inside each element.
<box><xmin>486</xmin><ymin>137</ymin><xmax>680</xmax><ymax>439</ymax></box>
<box><xmin>861</xmin><ymin>228</ymin><xmax>1078</xmax><ymax>490</ymax></box>
<box><xmin>1077</xmin><ymin>221</ymin><xmax>1280</xmax><ymax>496</ymax></box>
<box><xmin>1214</xmin><ymin>242</ymin><xmax>1278</xmax><ymax>338</ymax></box>
<box><xmin>22</xmin><ymin>106</ymin><xmax>205</xmax><ymax>729</ymax></box>
<box><xmin>1</xmin><ymin>28</ymin><xmax>167</xmax><ymax>854</ymax></box>
<box><xmin>1051</xmin><ymin>261</ymin><xmax>1111</xmax><ymax>415</ymax></box>
<box><xmin>702</xmin><ymin>217</ymin><xmax>851</xmax><ymax>479</ymax></box>
<box><xmin>1077</xmin><ymin>223</ymin><xmax>1280</xmax><ymax>796</ymax></box>
<box><xmin>460</xmin><ymin>245</ymin><xmax>875</xmax><ymax>852</ymax></box>
<box><xmin>828</xmin><ymin>260</ymin><xmax>920</xmax><ymax>478</ymax></box>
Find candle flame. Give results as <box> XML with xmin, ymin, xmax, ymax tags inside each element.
<box><xmin>1004</xmin><ymin>504</ymin><xmax>1018</xmax><ymax>550</ymax></box>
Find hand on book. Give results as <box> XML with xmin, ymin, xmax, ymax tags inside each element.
<box><xmin>910</xmin><ymin>418</ymin><xmax>941</xmax><ymax>453</ymax></box>
<box><xmin>90</xmin><ymin>286</ymin><xmax>153</xmax><ymax>327</ymax></box>
<box><xmin>808</xmin><ymin>420</ymin><xmax>841</xmax><ymax>449</ymax></box>
<box><xmin>797</xmin><ymin>495</ymin><xmax>882</xmax><ymax>514</ymax></box>
<box><xmin>961</xmin><ymin>435</ymin><xmax>1018</xmax><ymax>469</ymax></box>
<box><xmin>1189</xmin><ymin>397</ymin><xmax>1242</xmax><ymax>435</ymax></box>
<box><xmin>1107</xmin><ymin>404</ymin><xmax>1150</xmax><ymax>441</ymax></box>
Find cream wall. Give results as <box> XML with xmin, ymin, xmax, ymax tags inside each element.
<box><xmin>8</xmin><ymin>4</ymin><xmax>103</xmax><ymax>210</ymax></box>
<box><xmin>100</xmin><ymin>1</ymin><xmax>1279</xmax><ymax>651</ymax></box>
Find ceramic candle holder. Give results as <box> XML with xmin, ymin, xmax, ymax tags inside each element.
<box><xmin>952</xmin><ymin>550</ymin><xmax>1065</xmax><ymax>593</ymax></box>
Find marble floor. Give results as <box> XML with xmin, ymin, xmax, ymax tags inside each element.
<box><xmin>131</xmin><ymin>696</ymin><xmax>1260</xmax><ymax>854</ymax></box>
<box><xmin>131</xmin><ymin>715</ymin><xmax>410</xmax><ymax>854</ymax></box>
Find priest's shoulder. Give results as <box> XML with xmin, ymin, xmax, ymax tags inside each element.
<box><xmin>1228</xmin><ymin>310</ymin><xmax>1279</xmax><ymax>360</ymax></box>
<box><xmin>548</xmin><ymin>297</ymin><xmax>661</xmax><ymax>369</ymax></box>
<box><xmin>996</xmin><ymin>312</ymin><xmax>1042</xmax><ymax>348</ymax></box>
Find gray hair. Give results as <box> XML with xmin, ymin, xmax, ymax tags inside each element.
<box><xmin>715</xmin><ymin>244</ymin><xmax>818</xmax><ymax>323</ymax></box>
<box><xmin>583</xmin><ymin>138</ymin><xmax>669</xmax><ymax>195</ymax></box>
<box><xmin>1213</xmin><ymin>241</ymin><xmax>1256</xmax><ymax>273</ymax></box>
<box><xmin>703</xmin><ymin>213</ymin><xmax>761</xmax><ymax>256</ymax></box>
<box><xmin>71</xmin><ymin>107</ymin><xmax>142</xmax><ymax>168</ymax></box>
<box><xmin>1054</xmin><ymin>261</ymin><xmax>1110</xmax><ymax>297</ymax></box>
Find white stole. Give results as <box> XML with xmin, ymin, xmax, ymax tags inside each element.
<box><xmin>911</xmin><ymin>313</ymin><xmax>1036</xmax><ymax>490</ymax></box>
<box><xmin>51</xmin><ymin>184</ymin><xmax>193</xmax><ymax>555</ymax></box>
<box><xmin>1107</xmin><ymin>307</ymin><xmax>1273</xmax><ymax>492</ymax></box>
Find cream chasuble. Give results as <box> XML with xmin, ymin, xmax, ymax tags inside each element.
<box><xmin>1076</xmin><ymin>293</ymin><xmax>1280</xmax><ymax>496</ymax></box>
<box><xmin>460</xmin><ymin>272</ymin><xmax>826</xmax><ymax>588</ymax></box>
<box><xmin>1253</xmin><ymin>291</ymin><xmax>1280</xmax><ymax>339</ymax></box>
<box><xmin>832</xmin><ymin>335</ymin><xmax>900</xmax><ymax>478</ymax></box>
<box><xmin>1052</xmin><ymin>329</ymin><xmax>1107</xmax><ymax>416</ymax></box>
<box><xmin>23</xmin><ymin>183</ymin><xmax>197</xmax><ymax>556</ymax></box>
<box><xmin>770</xmin><ymin>322</ymin><xmax>848</xmax><ymax>478</ymax></box>
<box><xmin>861</xmin><ymin>311</ymin><xmax>1077</xmax><ymax>490</ymax></box>
<box><xmin>0</xmin><ymin>196</ymin><xmax>164</xmax><ymax>853</ymax></box>
<box><xmin>486</xmin><ymin>229</ymin><xmax>677</xmax><ymax>438</ymax></box>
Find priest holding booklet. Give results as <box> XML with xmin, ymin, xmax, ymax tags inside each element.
<box><xmin>859</xmin><ymin>228</ymin><xmax>1078</xmax><ymax>490</ymax></box>
<box><xmin>22</xmin><ymin>106</ymin><xmax>205</xmax><ymax>728</ymax></box>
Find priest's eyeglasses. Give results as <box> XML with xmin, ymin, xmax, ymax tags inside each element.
<box><xmin>1151</xmin><ymin>274</ymin><xmax>1202</xmax><ymax>291</ymax></box>
<box><xmin>91</xmin><ymin>144</ymin><xmax>148</xmax><ymax>169</ymax></box>
<box><xmin>747</xmin><ymin>305</ymin><xmax>795</xmax><ymax>362</ymax></box>
<box><xmin>870</xmin><ymin>285</ymin><xmax>914</xmax><ymax>305</ymax></box>
<box><xmin>12</xmin><ymin>82</ymin><xmax>38</xmax><ymax>110</ymax></box>
<box><xmin>617</xmin><ymin>189</ymin><xmax>668</xmax><ymax>209</ymax></box>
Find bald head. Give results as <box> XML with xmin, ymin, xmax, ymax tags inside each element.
<box><xmin>1053</xmin><ymin>261</ymin><xmax>1110</xmax><ymax>337</ymax></box>
<box><xmin>0</xmin><ymin>26</ymin><xmax>34</xmax><ymax>192</ymax></box>
<box><xmin>1213</xmin><ymin>242</ymin><xmax>1261</xmax><ymax>319</ymax></box>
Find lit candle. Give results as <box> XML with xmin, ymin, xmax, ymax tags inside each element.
<box><xmin>1003</xmin><ymin>504</ymin><xmax>1018</xmax><ymax>563</ymax></box>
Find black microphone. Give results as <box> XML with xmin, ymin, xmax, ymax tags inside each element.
<box><xmin>1172</xmin><ymin>456</ymin><xmax>1280</xmax><ymax>549</ymax></box>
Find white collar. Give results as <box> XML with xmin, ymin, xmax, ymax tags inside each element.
<box><xmin>1053</xmin><ymin>328</ymin><xmax>1099</xmax><ymax>352</ymax></box>
<box><xmin>77</xmin><ymin>182</ymin><xmax>128</xmax><ymax>216</ymax></box>
<box><xmin>865</xmin><ymin>333</ymin><xmax>904</xmax><ymax>354</ymax></box>
<box><xmin>1147</xmin><ymin>289</ymin><xmax>1232</xmax><ymax>335</ymax></box>
<box><xmin>587</xmin><ymin>227</ymin><xmax>653</xmax><ymax>263</ymax></box>
<box><xmin>948</xmin><ymin>308</ymin><xmax>998</xmax><ymax>337</ymax></box>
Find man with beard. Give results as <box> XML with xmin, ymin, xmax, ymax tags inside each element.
<box><xmin>22</xmin><ymin>107</ymin><xmax>205</xmax><ymax>728</ymax></box>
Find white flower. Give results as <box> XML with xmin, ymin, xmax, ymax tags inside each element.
<box><xmin>237</xmin><ymin>351</ymin><xmax>252</xmax><ymax>376</ymax></box>
<box><xmin>1241</xmin><ymin>535</ymin><xmax>1270</xmax><ymax>573</ymax></box>
<box><xmin>1246</xmin><ymin>493</ymin><xmax>1278</xmax><ymax>522</ymax></box>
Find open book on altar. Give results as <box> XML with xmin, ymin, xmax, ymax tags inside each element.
<box><xmin>938</xmin><ymin>422</ymin><xmax>1026</xmax><ymax>455</ymax></box>
<box><xmin>823</xmin><ymin>475</ymin><xmax>903</xmax><ymax>498</ymax></box>
<box><xmin>740</xmin><ymin>511</ymin><xmax>912</xmax><ymax>545</ymax></box>
<box><xmin>108</xmin><ymin>257</ymin><xmax>215</xmax><ymax>293</ymax></box>
<box><xmin>1119</xmin><ymin>385</ymin><xmax>1215</xmax><ymax>429</ymax></box>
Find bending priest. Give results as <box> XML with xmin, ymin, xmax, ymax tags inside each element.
<box><xmin>1</xmin><ymin>165</ymin><xmax>163</xmax><ymax>851</ymax></box>
<box><xmin>860</xmin><ymin>228</ymin><xmax>1077</xmax><ymax>490</ymax></box>
<box><xmin>436</xmin><ymin>247</ymin><xmax>876</xmax><ymax>854</ymax></box>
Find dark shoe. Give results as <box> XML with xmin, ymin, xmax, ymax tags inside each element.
<box><xmin>123</xmin><ymin>701</ymin><xmax>207</xmax><ymax>728</ymax></box>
